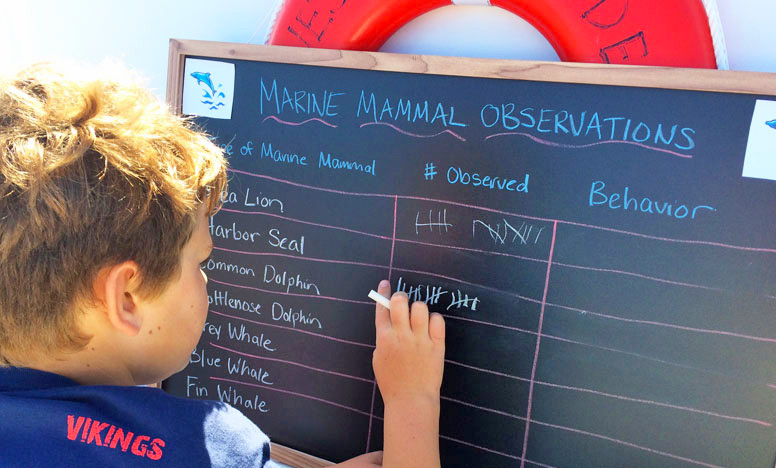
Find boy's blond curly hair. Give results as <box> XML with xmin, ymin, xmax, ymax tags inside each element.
<box><xmin>0</xmin><ymin>63</ymin><xmax>227</xmax><ymax>366</ymax></box>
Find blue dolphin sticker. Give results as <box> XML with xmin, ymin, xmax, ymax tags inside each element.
<box><xmin>191</xmin><ymin>72</ymin><xmax>217</xmax><ymax>96</ymax></box>
<box><xmin>767</xmin><ymin>119</ymin><xmax>776</xmax><ymax>130</ymax></box>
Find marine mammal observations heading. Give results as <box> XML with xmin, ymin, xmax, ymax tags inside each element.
<box><xmin>165</xmin><ymin>46</ymin><xmax>776</xmax><ymax>468</ymax></box>
<box><xmin>258</xmin><ymin>77</ymin><xmax>696</xmax><ymax>156</ymax></box>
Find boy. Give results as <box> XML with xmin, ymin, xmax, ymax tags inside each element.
<box><xmin>0</xmin><ymin>63</ymin><xmax>446</xmax><ymax>467</ymax></box>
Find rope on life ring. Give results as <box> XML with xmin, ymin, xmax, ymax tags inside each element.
<box><xmin>265</xmin><ymin>0</ymin><xmax>728</xmax><ymax>69</ymax></box>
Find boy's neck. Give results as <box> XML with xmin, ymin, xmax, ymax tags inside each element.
<box><xmin>21</xmin><ymin>340</ymin><xmax>139</xmax><ymax>387</ymax></box>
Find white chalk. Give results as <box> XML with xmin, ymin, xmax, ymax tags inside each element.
<box><xmin>368</xmin><ymin>289</ymin><xmax>391</xmax><ymax>309</ymax></box>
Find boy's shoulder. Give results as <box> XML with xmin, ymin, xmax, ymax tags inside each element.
<box><xmin>0</xmin><ymin>367</ymin><xmax>275</xmax><ymax>467</ymax></box>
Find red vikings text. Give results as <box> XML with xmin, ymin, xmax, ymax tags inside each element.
<box><xmin>66</xmin><ymin>414</ymin><xmax>165</xmax><ymax>460</ymax></box>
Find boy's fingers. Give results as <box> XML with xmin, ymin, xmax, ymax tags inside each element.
<box><xmin>410</xmin><ymin>301</ymin><xmax>429</xmax><ymax>336</ymax></box>
<box><xmin>389</xmin><ymin>292</ymin><xmax>410</xmax><ymax>329</ymax></box>
<box><xmin>374</xmin><ymin>280</ymin><xmax>391</xmax><ymax>331</ymax></box>
<box><xmin>429</xmin><ymin>312</ymin><xmax>446</xmax><ymax>344</ymax></box>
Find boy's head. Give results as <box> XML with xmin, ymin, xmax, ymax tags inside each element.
<box><xmin>0</xmin><ymin>62</ymin><xmax>227</xmax><ymax>376</ymax></box>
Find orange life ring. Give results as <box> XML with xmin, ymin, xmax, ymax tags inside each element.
<box><xmin>266</xmin><ymin>0</ymin><xmax>719</xmax><ymax>69</ymax></box>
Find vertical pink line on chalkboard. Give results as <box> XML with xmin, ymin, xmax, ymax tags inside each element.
<box><xmin>389</xmin><ymin>195</ymin><xmax>398</xmax><ymax>283</ymax></box>
<box><xmin>520</xmin><ymin>220</ymin><xmax>557</xmax><ymax>468</ymax></box>
<box><xmin>366</xmin><ymin>195</ymin><xmax>398</xmax><ymax>453</ymax></box>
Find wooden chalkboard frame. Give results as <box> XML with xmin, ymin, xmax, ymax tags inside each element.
<box><xmin>165</xmin><ymin>38</ymin><xmax>776</xmax><ymax>468</ymax></box>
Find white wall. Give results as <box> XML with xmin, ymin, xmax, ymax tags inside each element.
<box><xmin>1</xmin><ymin>0</ymin><xmax>774</xmax><ymax>98</ymax></box>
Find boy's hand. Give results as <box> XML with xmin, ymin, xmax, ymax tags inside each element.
<box><xmin>372</xmin><ymin>280</ymin><xmax>446</xmax><ymax>404</ymax></box>
<box><xmin>330</xmin><ymin>450</ymin><xmax>383</xmax><ymax>467</ymax></box>
<box><xmin>371</xmin><ymin>280</ymin><xmax>446</xmax><ymax>468</ymax></box>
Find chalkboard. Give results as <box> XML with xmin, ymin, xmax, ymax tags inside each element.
<box><xmin>163</xmin><ymin>39</ymin><xmax>776</xmax><ymax>468</ymax></box>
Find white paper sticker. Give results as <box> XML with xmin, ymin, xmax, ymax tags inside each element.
<box><xmin>742</xmin><ymin>99</ymin><xmax>776</xmax><ymax>181</ymax></box>
<box><xmin>182</xmin><ymin>59</ymin><xmax>235</xmax><ymax>119</ymax></box>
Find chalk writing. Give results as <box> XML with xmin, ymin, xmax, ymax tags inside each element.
<box><xmin>424</xmin><ymin>163</ymin><xmax>438</xmax><ymax>181</ymax></box>
<box><xmin>210</xmin><ymin>219</ymin><xmax>261</xmax><ymax>243</ymax></box>
<box><xmin>203</xmin><ymin>258</ymin><xmax>256</xmax><ymax>277</ymax></box>
<box><xmin>190</xmin><ymin>346</ymin><xmax>222</xmax><ymax>369</ymax></box>
<box><xmin>263</xmin><ymin>264</ymin><xmax>320</xmax><ymax>294</ymax></box>
<box><xmin>447</xmin><ymin>167</ymin><xmax>529</xmax><ymax>193</ymax></box>
<box><xmin>216</xmin><ymin>385</ymin><xmax>269</xmax><ymax>413</ymax></box>
<box><xmin>243</xmin><ymin>188</ymin><xmax>285</xmax><ymax>213</ymax></box>
<box><xmin>208</xmin><ymin>289</ymin><xmax>261</xmax><ymax>316</ymax></box>
<box><xmin>260</xmin><ymin>142</ymin><xmax>308</xmax><ymax>166</ymax></box>
<box><xmin>202</xmin><ymin>321</ymin><xmax>221</xmax><ymax>341</ymax></box>
<box><xmin>268</xmin><ymin>228</ymin><xmax>305</xmax><ymax>255</ymax></box>
<box><xmin>472</xmin><ymin>219</ymin><xmax>545</xmax><ymax>246</ymax></box>
<box><xmin>272</xmin><ymin>301</ymin><xmax>323</xmax><ymax>329</ymax></box>
<box><xmin>259</xmin><ymin>77</ymin><xmax>344</xmax><ymax>117</ymax></box>
<box><xmin>186</xmin><ymin>376</ymin><xmax>208</xmax><ymax>398</ymax></box>
<box><xmin>481</xmin><ymin>104</ymin><xmax>695</xmax><ymax>151</ymax></box>
<box><xmin>447</xmin><ymin>289</ymin><xmax>481</xmax><ymax>312</ymax></box>
<box><xmin>219</xmin><ymin>142</ymin><xmax>233</xmax><ymax>156</ymax></box>
<box><xmin>227</xmin><ymin>323</ymin><xmax>276</xmax><ymax>352</ymax></box>
<box><xmin>240</xmin><ymin>141</ymin><xmax>254</xmax><ymax>157</ymax></box>
<box><xmin>318</xmin><ymin>152</ymin><xmax>376</xmax><ymax>175</ymax></box>
<box><xmin>416</xmin><ymin>209</ymin><xmax>453</xmax><ymax>234</ymax></box>
<box><xmin>226</xmin><ymin>357</ymin><xmax>274</xmax><ymax>385</ymax></box>
<box><xmin>396</xmin><ymin>277</ymin><xmax>480</xmax><ymax>313</ymax></box>
<box><xmin>588</xmin><ymin>180</ymin><xmax>716</xmax><ymax>220</ymax></box>
<box><xmin>357</xmin><ymin>90</ymin><xmax>467</xmax><ymax>128</ymax></box>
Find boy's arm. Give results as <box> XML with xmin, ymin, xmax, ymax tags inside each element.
<box><xmin>372</xmin><ymin>280</ymin><xmax>446</xmax><ymax>468</ymax></box>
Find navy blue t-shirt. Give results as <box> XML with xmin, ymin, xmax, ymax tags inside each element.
<box><xmin>0</xmin><ymin>367</ymin><xmax>279</xmax><ymax>467</ymax></box>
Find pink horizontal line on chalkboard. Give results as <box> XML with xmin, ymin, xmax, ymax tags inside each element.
<box><xmin>443</xmin><ymin>358</ymin><xmax>773</xmax><ymax>427</ymax></box>
<box><xmin>211</xmin><ymin>304</ymin><xmax>681</xmax><ymax>386</ymax></box>
<box><xmin>219</xmin><ymin>208</ymin><xmax>393</xmax><ymax>240</ymax></box>
<box><xmin>442</xmin><ymin>395</ymin><xmax>526</xmax><ymax>421</ymax></box>
<box><xmin>209</xmin><ymin>376</ymin><xmax>372</xmax><ymax>417</ymax></box>
<box><xmin>529</xmin><ymin>420</ymin><xmax>726</xmax><ymax>468</ymax></box>
<box><xmin>560</xmin><ymin>220</ymin><xmax>776</xmax><ymax>254</ymax></box>
<box><xmin>396</xmin><ymin>237</ymin><xmax>549</xmax><ymax>264</ymax></box>
<box><xmin>537</xmin><ymin>381</ymin><xmax>772</xmax><ymax>427</ymax></box>
<box><xmin>209</xmin><ymin>278</ymin><xmax>373</xmax><ymax>306</ymax></box>
<box><xmin>445</xmin><ymin>358</ymin><xmax>530</xmax><ymax>382</ymax></box>
<box><xmin>538</xmin><ymin>333</ymin><xmax>731</xmax><ymax>381</ymax></box>
<box><xmin>213</xmin><ymin>246</ymin><xmax>388</xmax><ymax>270</ymax></box>
<box><xmin>403</xmin><ymin>193</ymin><xmax>776</xmax><ymax>254</ymax></box>
<box><xmin>391</xmin><ymin>266</ymin><xmax>542</xmax><ymax>305</ymax></box>
<box><xmin>521</xmin><ymin>458</ymin><xmax>558</xmax><ymax>468</ymax></box>
<box><xmin>209</xmin><ymin>309</ymin><xmax>374</xmax><ymax>349</ymax></box>
<box><xmin>484</xmin><ymin>132</ymin><xmax>693</xmax><ymax>159</ymax></box>
<box><xmin>397</xmin><ymin>238</ymin><xmax>771</xmax><ymax>300</ymax></box>
<box><xmin>437</xmin><ymin>434</ymin><xmax>521</xmax><ymax>461</ymax></box>
<box><xmin>262</xmin><ymin>115</ymin><xmax>338</xmax><ymax>128</ymax></box>
<box><xmin>553</xmin><ymin>261</ymin><xmax>727</xmax><ymax>293</ymax></box>
<box><xmin>360</xmin><ymin>121</ymin><xmax>466</xmax><ymax>142</ymax></box>
<box><xmin>205</xmin><ymin>310</ymin><xmax>769</xmax><ymax>459</ymax></box>
<box><xmin>548</xmin><ymin>302</ymin><xmax>776</xmax><ymax>343</ymax></box>
<box><xmin>210</xmin><ymin>255</ymin><xmax>768</xmax><ymax>375</ymax></box>
<box><xmin>442</xmin><ymin>314</ymin><xmax>538</xmax><ymax>336</ymax></box>
<box><xmin>209</xmin><ymin>372</ymin><xmax>735</xmax><ymax>468</ymax></box>
<box><xmin>227</xmin><ymin>168</ymin><xmax>394</xmax><ymax>198</ymax></box>
<box><xmin>226</xmin><ymin>168</ymin><xmax>776</xmax><ymax>253</ymax></box>
<box><xmin>208</xmin><ymin>341</ymin><xmax>374</xmax><ymax>383</ymax></box>
<box><xmin>389</xmin><ymin>265</ymin><xmax>776</xmax><ymax>345</ymax></box>
<box><xmin>206</xmin><ymin>309</ymin><xmax>774</xmax><ymax>428</ymax></box>
<box><xmin>449</xmin><ymin>310</ymin><xmax>751</xmax><ymax>383</ymax></box>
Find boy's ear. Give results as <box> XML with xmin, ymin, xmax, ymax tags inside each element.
<box><xmin>98</xmin><ymin>261</ymin><xmax>143</xmax><ymax>336</ymax></box>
